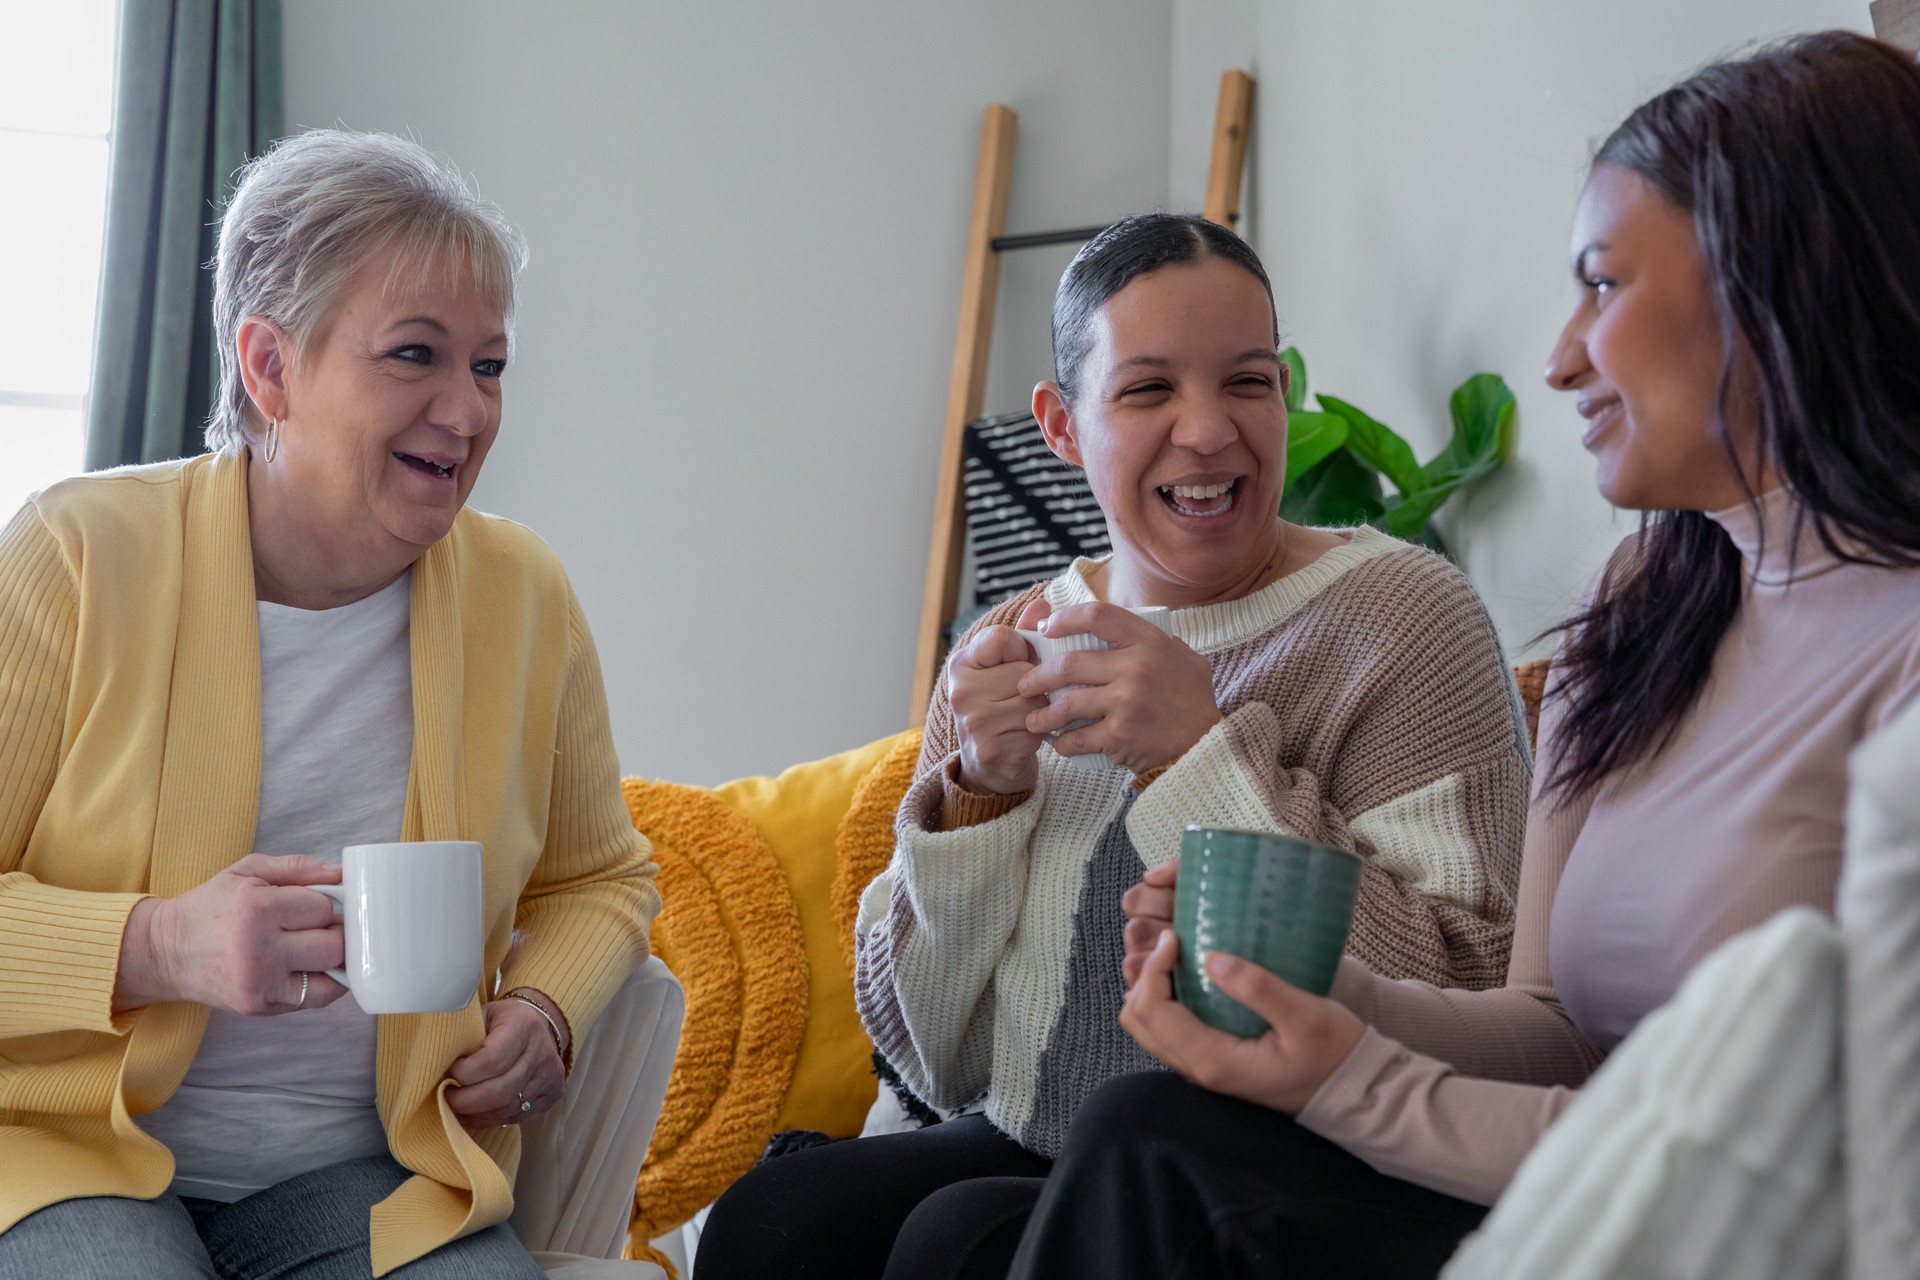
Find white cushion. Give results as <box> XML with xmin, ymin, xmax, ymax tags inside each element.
<box><xmin>1839</xmin><ymin>692</ymin><xmax>1920</xmax><ymax>1280</ymax></box>
<box><xmin>1443</xmin><ymin>907</ymin><xmax>1843</xmax><ymax>1280</ymax></box>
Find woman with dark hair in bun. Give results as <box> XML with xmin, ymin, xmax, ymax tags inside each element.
<box><xmin>1024</xmin><ymin>31</ymin><xmax>1920</xmax><ymax>1279</ymax></box>
<box><xmin>696</xmin><ymin>213</ymin><xmax>1533</xmax><ymax>1277</ymax></box>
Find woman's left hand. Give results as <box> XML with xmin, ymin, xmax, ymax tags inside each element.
<box><xmin>446</xmin><ymin>993</ymin><xmax>568</xmax><ymax>1128</ymax></box>
<box><xmin>1120</xmin><ymin>929</ymin><xmax>1366</xmax><ymax>1115</ymax></box>
<box><xmin>1016</xmin><ymin>601</ymin><xmax>1222</xmax><ymax>774</ymax></box>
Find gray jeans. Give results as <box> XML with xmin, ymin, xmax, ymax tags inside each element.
<box><xmin>0</xmin><ymin>1155</ymin><xmax>545</xmax><ymax>1279</ymax></box>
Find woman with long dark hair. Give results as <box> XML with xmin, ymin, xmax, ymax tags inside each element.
<box><xmin>1022</xmin><ymin>31</ymin><xmax>1920</xmax><ymax>1278</ymax></box>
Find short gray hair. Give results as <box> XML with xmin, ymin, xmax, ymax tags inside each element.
<box><xmin>207</xmin><ymin>129</ymin><xmax>529</xmax><ymax>453</ymax></box>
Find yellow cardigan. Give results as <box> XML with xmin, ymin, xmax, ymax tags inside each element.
<box><xmin>0</xmin><ymin>452</ymin><xmax>660</xmax><ymax>1274</ymax></box>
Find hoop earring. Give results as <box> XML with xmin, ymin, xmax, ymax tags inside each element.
<box><xmin>263</xmin><ymin>417</ymin><xmax>280</xmax><ymax>464</ymax></box>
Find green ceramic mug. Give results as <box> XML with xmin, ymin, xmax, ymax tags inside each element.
<box><xmin>1172</xmin><ymin>825</ymin><xmax>1363</xmax><ymax>1037</ymax></box>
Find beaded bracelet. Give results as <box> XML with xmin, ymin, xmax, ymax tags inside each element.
<box><xmin>504</xmin><ymin>990</ymin><xmax>570</xmax><ymax>1075</ymax></box>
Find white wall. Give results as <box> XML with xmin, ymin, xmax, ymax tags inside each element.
<box><xmin>1173</xmin><ymin>0</ymin><xmax>1870</xmax><ymax>658</ymax></box>
<box><xmin>284</xmin><ymin>0</ymin><xmax>1171</xmax><ymax>784</ymax></box>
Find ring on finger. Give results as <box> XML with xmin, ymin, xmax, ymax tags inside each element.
<box><xmin>294</xmin><ymin>971</ymin><xmax>310</xmax><ymax>1011</ymax></box>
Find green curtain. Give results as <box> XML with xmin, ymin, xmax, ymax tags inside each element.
<box><xmin>84</xmin><ymin>0</ymin><xmax>285</xmax><ymax>471</ymax></box>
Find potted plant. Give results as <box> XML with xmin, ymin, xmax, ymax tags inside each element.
<box><xmin>1278</xmin><ymin>346</ymin><xmax>1517</xmax><ymax>556</ymax></box>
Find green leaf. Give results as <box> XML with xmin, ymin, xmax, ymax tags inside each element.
<box><xmin>1446</xmin><ymin>373</ymin><xmax>1518</xmax><ymax>464</ymax></box>
<box><xmin>1284</xmin><ymin>410</ymin><xmax>1347</xmax><ymax>485</ymax></box>
<box><xmin>1316</xmin><ymin>394</ymin><xmax>1427</xmax><ymax>499</ymax></box>
<box><xmin>1279</xmin><ymin>447</ymin><xmax>1385</xmax><ymax>528</ymax></box>
<box><xmin>1280</xmin><ymin>346</ymin><xmax>1308</xmax><ymax>412</ymax></box>
<box><xmin>1385</xmin><ymin>373</ymin><xmax>1517</xmax><ymax>532</ymax></box>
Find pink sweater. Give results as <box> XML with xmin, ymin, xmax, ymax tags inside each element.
<box><xmin>1298</xmin><ymin>486</ymin><xmax>1920</xmax><ymax>1205</ymax></box>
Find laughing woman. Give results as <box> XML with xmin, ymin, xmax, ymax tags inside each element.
<box><xmin>0</xmin><ymin>131</ymin><xmax>658</xmax><ymax>1279</ymax></box>
<box><xmin>693</xmin><ymin>215</ymin><xmax>1533</xmax><ymax>1280</ymax></box>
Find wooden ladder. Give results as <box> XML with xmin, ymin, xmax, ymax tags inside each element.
<box><xmin>908</xmin><ymin>70</ymin><xmax>1256</xmax><ymax>726</ymax></box>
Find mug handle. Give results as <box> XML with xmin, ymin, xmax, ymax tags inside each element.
<box><xmin>307</xmin><ymin>881</ymin><xmax>353</xmax><ymax>989</ymax></box>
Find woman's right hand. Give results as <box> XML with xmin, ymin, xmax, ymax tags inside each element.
<box><xmin>114</xmin><ymin>854</ymin><xmax>349</xmax><ymax>1016</ymax></box>
<box><xmin>948</xmin><ymin>598</ymin><xmax>1053</xmax><ymax>795</ymax></box>
<box><xmin>1121</xmin><ymin>856</ymin><xmax>1179</xmax><ymax>986</ymax></box>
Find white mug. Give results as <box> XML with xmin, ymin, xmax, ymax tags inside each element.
<box><xmin>1016</xmin><ymin>605</ymin><xmax>1174</xmax><ymax>771</ymax></box>
<box><xmin>311</xmin><ymin>840</ymin><xmax>484</xmax><ymax>1014</ymax></box>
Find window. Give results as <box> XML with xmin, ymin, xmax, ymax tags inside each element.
<box><xmin>0</xmin><ymin>2</ymin><xmax>117</xmax><ymax>519</ymax></box>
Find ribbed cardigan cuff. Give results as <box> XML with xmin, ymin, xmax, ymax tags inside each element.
<box><xmin>0</xmin><ymin>875</ymin><xmax>148</xmax><ymax>1037</ymax></box>
<box><xmin>498</xmin><ymin>880</ymin><xmax>660</xmax><ymax>1063</ymax></box>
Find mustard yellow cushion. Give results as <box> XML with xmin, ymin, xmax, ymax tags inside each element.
<box><xmin>622</xmin><ymin>779</ymin><xmax>807</xmax><ymax>1246</ymax></box>
<box><xmin>713</xmin><ymin>729</ymin><xmax>918</xmax><ymax>1137</ymax></box>
<box><xmin>831</xmin><ymin>730</ymin><xmax>925</xmax><ymax>979</ymax></box>
<box><xmin>621</xmin><ymin>729</ymin><xmax>921</xmax><ymax>1252</ymax></box>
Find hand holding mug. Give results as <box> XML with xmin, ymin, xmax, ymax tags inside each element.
<box><xmin>114</xmin><ymin>854</ymin><xmax>349</xmax><ymax>1016</ymax></box>
<box><xmin>1121</xmin><ymin>928</ymin><xmax>1365</xmax><ymax>1115</ymax></box>
<box><xmin>948</xmin><ymin>596</ymin><xmax>1054</xmax><ymax>795</ymax></box>
<box><xmin>1016</xmin><ymin>601</ymin><xmax>1222</xmax><ymax>774</ymax></box>
<box><xmin>1121</xmin><ymin>856</ymin><xmax>1180</xmax><ymax>987</ymax></box>
<box><xmin>447</xmin><ymin>990</ymin><xmax>569</xmax><ymax>1128</ymax></box>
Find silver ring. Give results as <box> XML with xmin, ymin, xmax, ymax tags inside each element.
<box><xmin>518</xmin><ymin>1092</ymin><xmax>531</xmax><ymax>1114</ymax></box>
<box><xmin>295</xmin><ymin>971</ymin><xmax>310</xmax><ymax>1010</ymax></box>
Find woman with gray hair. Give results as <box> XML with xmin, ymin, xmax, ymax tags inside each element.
<box><xmin>0</xmin><ymin>130</ymin><xmax>659</xmax><ymax>1278</ymax></box>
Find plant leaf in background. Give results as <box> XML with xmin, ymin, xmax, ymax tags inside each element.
<box><xmin>1387</xmin><ymin>374</ymin><xmax>1518</xmax><ymax>534</ymax></box>
<box><xmin>1281</xmin><ymin>345</ymin><xmax>1309</xmax><ymax>412</ymax></box>
<box><xmin>1279</xmin><ymin>447</ymin><xmax>1384</xmax><ymax>528</ymax></box>
<box><xmin>1272</xmin><ymin>348</ymin><xmax>1516</xmax><ymax>554</ymax></box>
<box><xmin>1284</xmin><ymin>410</ymin><xmax>1347</xmax><ymax>485</ymax></box>
<box><xmin>1316</xmin><ymin>394</ymin><xmax>1426</xmax><ymax>499</ymax></box>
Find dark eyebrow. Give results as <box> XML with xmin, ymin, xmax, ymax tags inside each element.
<box><xmin>1573</xmin><ymin>243</ymin><xmax>1608</xmax><ymax>279</ymax></box>
<box><xmin>1112</xmin><ymin>355</ymin><xmax>1173</xmax><ymax>374</ymax></box>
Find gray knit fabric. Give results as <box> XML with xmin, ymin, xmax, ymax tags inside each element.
<box><xmin>1019</xmin><ymin>795</ymin><xmax>1161</xmax><ymax>1157</ymax></box>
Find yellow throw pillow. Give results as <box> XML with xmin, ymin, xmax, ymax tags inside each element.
<box><xmin>713</xmin><ymin>729</ymin><xmax>918</xmax><ymax>1137</ymax></box>
<box><xmin>622</xmin><ymin>729</ymin><xmax>921</xmax><ymax>1252</ymax></box>
<box><xmin>623</xmin><ymin>779</ymin><xmax>806</xmax><ymax>1245</ymax></box>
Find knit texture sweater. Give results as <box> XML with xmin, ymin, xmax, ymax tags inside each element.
<box><xmin>0</xmin><ymin>454</ymin><xmax>660</xmax><ymax>1275</ymax></box>
<box><xmin>854</xmin><ymin>527</ymin><xmax>1533</xmax><ymax>1158</ymax></box>
<box><xmin>1297</xmin><ymin>487</ymin><xmax>1920</xmax><ymax>1205</ymax></box>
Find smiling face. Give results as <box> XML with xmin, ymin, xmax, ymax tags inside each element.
<box><xmin>242</xmin><ymin>246</ymin><xmax>509</xmax><ymax>601</ymax></box>
<box><xmin>1034</xmin><ymin>256</ymin><xmax>1287</xmax><ymax>606</ymax></box>
<box><xmin>1546</xmin><ymin>162</ymin><xmax>1761</xmax><ymax>512</ymax></box>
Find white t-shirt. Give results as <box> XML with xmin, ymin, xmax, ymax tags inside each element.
<box><xmin>137</xmin><ymin>572</ymin><xmax>413</xmax><ymax>1201</ymax></box>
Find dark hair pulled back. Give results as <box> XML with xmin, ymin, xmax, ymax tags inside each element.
<box><xmin>1051</xmin><ymin>212</ymin><xmax>1277</xmax><ymax>402</ymax></box>
<box><xmin>1545</xmin><ymin>31</ymin><xmax>1920</xmax><ymax>802</ymax></box>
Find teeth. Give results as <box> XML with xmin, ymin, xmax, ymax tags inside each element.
<box><xmin>1164</xmin><ymin>482</ymin><xmax>1232</xmax><ymax>499</ymax></box>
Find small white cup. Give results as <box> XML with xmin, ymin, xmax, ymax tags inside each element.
<box><xmin>310</xmin><ymin>840</ymin><xmax>484</xmax><ymax>1014</ymax></box>
<box><xmin>1016</xmin><ymin>605</ymin><xmax>1174</xmax><ymax>771</ymax></box>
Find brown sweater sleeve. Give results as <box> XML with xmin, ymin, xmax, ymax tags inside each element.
<box><xmin>1126</xmin><ymin>549</ymin><xmax>1531</xmax><ymax>991</ymax></box>
<box><xmin>912</xmin><ymin>586</ymin><xmax>1047</xmax><ymax>832</ymax></box>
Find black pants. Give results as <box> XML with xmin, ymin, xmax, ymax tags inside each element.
<box><xmin>692</xmin><ymin>1114</ymin><xmax>1050</xmax><ymax>1280</ymax></box>
<box><xmin>1007</xmin><ymin>1072</ymin><xmax>1489</xmax><ymax>1280</ymax></box>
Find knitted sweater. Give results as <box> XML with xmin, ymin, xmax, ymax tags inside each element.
<box><xmin>0</xmin><ymin>455</ymin><xmax>659</xmax><ymax>1275</ymax></box>
<box><xmin>854</xmin><ymin>527</ymin><xmax>1532</xmax><ymax>1158</ymax></box>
